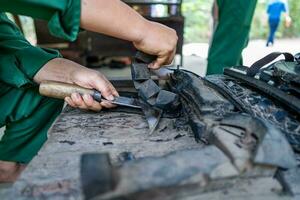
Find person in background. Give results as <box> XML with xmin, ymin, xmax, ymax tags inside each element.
<box><xmin>266</xmin><ymin>0</ymin><xmax>292</xmax><ymax>47</ymax></box>
<box><xmin>206</xmin><ymin>0</ymin><xmax>257</xmax><ymax>75</ymax></box>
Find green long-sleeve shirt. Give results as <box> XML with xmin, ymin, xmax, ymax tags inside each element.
<box><xmin>0</xmin><ymin>0</ymin><xmax>81</xmax><ymax>89</ymax></box>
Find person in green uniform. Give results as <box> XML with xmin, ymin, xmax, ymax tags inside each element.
<box><xmin>0</xmin><ymin>0</ymin><xmax>178</xmax><ymax>182</ymax></box>
<box><xmin>207</xmin><ymin>0</ymin><xmax>257</xmax><ymax>75</ymax></box>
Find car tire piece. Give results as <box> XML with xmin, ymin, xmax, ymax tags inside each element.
<box><xmin>224</xmin><ymin>67</ymin><xmax>300</xmax><ymax>115</ymax></box>
<box><xmin>169</xmin><ymin>70</ymin><xmax>235</xmax><ymax>141</ymax></box>
<box><xmin>205</xmin><ymin>75</ymin><xmax>300</xmax><ymax>152</ymax></box>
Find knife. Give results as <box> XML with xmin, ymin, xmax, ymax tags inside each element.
<box><xmin>39</xmin><ymin>81</ymin><xmax>141</xmax><ymax>109</ymax></box>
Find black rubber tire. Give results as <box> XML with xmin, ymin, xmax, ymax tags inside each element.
<box><xmin>80</xmin><ymin>153</ymin><xmax>115</xmax><ymax>200</ymax></box>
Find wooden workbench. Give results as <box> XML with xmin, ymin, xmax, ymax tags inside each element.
<box><xmin>7</xmin><ymin>106</ymin><xmax>300</xmax><ymax>200</ymax></box>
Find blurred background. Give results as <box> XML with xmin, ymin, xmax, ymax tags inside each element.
<box><xmin>183</xmin><ymin>0</ymin><xmax>300</xmax><ymax>43</ymax></box>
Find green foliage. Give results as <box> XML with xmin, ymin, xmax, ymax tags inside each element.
<box><xmin>182</xmin><ymin>0</ymin><xmax>300</xmax><ymax>43</ymax></box>
<box><xmin>251</xmin><ymin>1</ymin><xmax>269</xmax><ymax>39</ymax></box>
<box><xmin>280</xmin><ymin>0</ymin><xmax>300</xmax><ymax>38</ymax></box>
<box><xmin>182</xmin><ymin>0</ymin><xmax>213</xmax><ymax>43</ymax></box>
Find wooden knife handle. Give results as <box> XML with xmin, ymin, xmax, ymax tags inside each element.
<box><xmin>39</xmin><ymin>81</ymin><xmax>99</xmax><ymax>100</ymax></box>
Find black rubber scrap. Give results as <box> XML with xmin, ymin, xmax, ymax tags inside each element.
<box><xmin>131</xmin><ymin>62</ymin><xmax>151</xmax><ymax>81</ymax></box>
<box><xmin>205</xmin><ymin>74</ymin><xmax>300</xmax><ymax>152</ymax></box>
<box><xmin>224</xmin><ymin>67</ymin><xmax>300</xmax><ymax>115</ymax></box>
<box><xmin>147</xmin><ymin>97</ymin><xmax>157</xmax><ymax>106</ymax></box>
<box><xmin>138</xmin><ymin>79</ymin><xmax>161</xmax><ymax>100</ymax></box>
<box><xmin>59</xmin><ymin>140</ymin><xmax>75</xmax><ymax>145</ymax></box>
<box><xmin>81</xmin><ymin>153</ymin><xmax>116</xmax><ymax>200</ymax></box>
<box><xmin>131</xmin><ymin>51</ymin><xmax>181</xmax><ymax>111</ymax></box>
<box><xmin>155</xmin><ymin>90</ymin><xmax>180</xmax><ymax>110</ymax></box>
<box><xmin>103</xmin><ymin>142</ymin><xmax>114</xmax><ymax>146</ymax></box>
<box><xmin>135</xmin><ymin>51</ymin><xmax>157</xmax><ymax>63</ymax></box>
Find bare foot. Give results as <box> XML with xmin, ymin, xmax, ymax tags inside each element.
<box><xmin>0</xmin><ymin>161</ymin><xmax>26</xmax><ymax>183</ymax></box>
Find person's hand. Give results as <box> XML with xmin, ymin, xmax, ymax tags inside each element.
<box><xmin>34</xmin><ymin>58</ymin><xmax>119</xmax><ymax>112</ymax></box>
<box><xmin>133</xmin><ymin>21</ymin><xmax>178</xmax><ymax>69</ymax></box>
<box><xmin>285</xmin><ymin>15</ymin><xmax>292</xmax><ymax>28</ymax></box>
<box><xmin>66</xmin><ymin>67</ymin><xmax>119</xmax><ymax>111</ymax></box>
<box><xmin>80</xmin><ymin>0</ymin><xmax>177</xmax><ymax>69</ymax></box>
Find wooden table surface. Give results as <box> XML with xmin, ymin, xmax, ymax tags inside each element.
<box><xmin>6</xmin><ymin>106</ymin><xmax>300</xmax><ymax>200</ymax></box>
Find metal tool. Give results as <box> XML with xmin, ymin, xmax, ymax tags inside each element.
<box><xmin>39</xmin><ymin>81</ymin><xmax>141</xmax><ymax>109</ymax></box>
<box><xmin>139</xmin><ymin>100</ymin><xmax>163</xmax><ymax>135</ymax></box>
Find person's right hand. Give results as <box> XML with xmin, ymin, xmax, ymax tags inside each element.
<box><xmin>133</xmin><ymin>21</ymin><xmax>178</xmax><ymax>69</ymax></box>
<box><xmin>80</xmin><ymin>0</ymin><xmax>177</xmax><ymax>69</ymax></box>
<box><xmin>65</xmin><ymin>67</ymin><xmax>119</xmax><ymax>112</ymax></box>
<box><xmin>34</xmin><ymin>58</ymin><xmax>119</xmax><ymax>112</ymax></box>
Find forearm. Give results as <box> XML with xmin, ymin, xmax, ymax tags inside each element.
<box><xmin>81</xmin><ymin>0</ymin><xmax>148</xmax><ymax>43</ymax></box>
<box><xmin>33</xmin><ymin>58</ymin><xmax>85</xmax><ymax>84</ymax></box>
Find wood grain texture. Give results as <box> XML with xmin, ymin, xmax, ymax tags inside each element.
<box><xmin>39</xmin><ymin>81</ymin><xmax>94</xmax><ymax>100</ymax></box>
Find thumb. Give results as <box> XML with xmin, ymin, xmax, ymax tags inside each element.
<box><xmin>93</xmin><ymin>79</ymin><xmax>115</xmax><ymax>101</ymax></box>
<box><xmin>149</xmin><ymin>56</ymin><xmax>166</xmax><ymax>69</ymax></box>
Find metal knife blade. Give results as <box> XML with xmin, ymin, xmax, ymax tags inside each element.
<box><xmin>139</xmin><ymin>100</ymin><xmax>162</xmax><ymax>135</ymax></box>
<box><xmin>112</xmin><ymin>96</ymin><xmax>142</xmax><ymax>109</ymax></box>
<box><xmin>39</xmin><ymin>81</ymin><xmax>142</xmax><ymax>109</ymax></box>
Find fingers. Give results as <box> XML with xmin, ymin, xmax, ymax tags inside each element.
<box><xmin>68</xmin><ymin>69</ymin><xmax>119</xmax><ymax>111</ymax></box>
<box><xmin>149</xmin><ymin>50</ymin><xmax>175</xmax><ymax>69</ymax></box>
<box><xmin>169</xmin><ymin>47</ymin><xmax>177</xmax><ymax>64</ymax></box>
<box><xmin>72</xmin><ymin>93</ymin><xmax>97</xmax><ymax>111</ymax></box>
<box><xmin>100</xmin><ymin>99</ymin><xmax>117</xmax><ymax>109</ymax></box>
<box><xmin>93</xmin><ymin>74</ymin><xmax>119</xmax><ymax>101</ymax></box>
<box><xmin>82</xmin><ymin>94</ymin><xmax>103</xmax><ymax>111</ymax></box>
<box><xmin>106</xmin><ymin>81</ymin><xmax>119</xmax><ymax>98</ymax></box>
<box><xmin>65</xmin><ymin>96</ymin><xmax>76</xmax><ymax>108</ymax></box>
<box><xmin>65</xmin><ymin>93</ymin><xmax>117</xmax><ymax>112</ymax></box>
<box><xmin>64</xmin><ymin>93</ymin><xmax>101</xmax><ymax>112</ymax></box>
<box><xmin>148</xmin><ymin>45</ymin><xmax>177</xmax><ymax>69</ymax></box>
<box><xmin>149</xmin><ymin>57</ymin><xmax>165</xmax><ymax>69</ymax></box>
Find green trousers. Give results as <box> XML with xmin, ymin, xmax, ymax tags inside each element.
<box><xmin>0</xmin><ymin>84</ymin><xmax>63</xmax><ymax>163</ymax></box>
<box><xmin>207</xmin><ymin>0</ymin><xmax>257</xmax><ymax>75</ymax></box>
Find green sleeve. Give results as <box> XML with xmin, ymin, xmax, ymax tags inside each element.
<box><xmin>0</xmin><ymin>0</ymin><xmax>81</xmax><ymax>41</ymax></box>
<box><xmin>0</xmin><ymin>13</ymin><xmax>60</xmax><ymax>88</ymax></box>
